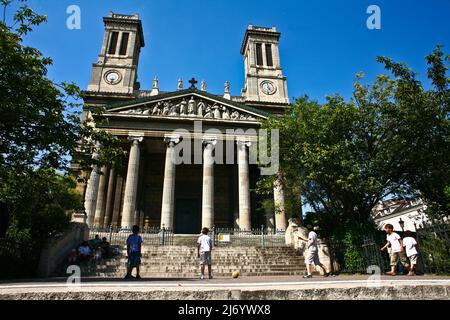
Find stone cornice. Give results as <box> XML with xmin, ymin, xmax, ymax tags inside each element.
<box><xmin>105</xmin><ymin>88</ymin><xmax>270</xmax><ymax>118</ymax></box>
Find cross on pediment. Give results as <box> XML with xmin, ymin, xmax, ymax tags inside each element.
<box><xmin>188</xmin><ymin>77</ymin><xmax>198</xmax><ymax>89</ymax></box>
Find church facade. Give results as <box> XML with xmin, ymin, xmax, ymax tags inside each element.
<box><xmin>76</xmin><ymin>13</ymin><xmax>290</xmax><ymax>234</ymax></box>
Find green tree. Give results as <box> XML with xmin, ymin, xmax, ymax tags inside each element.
<box><xmin>377</xmin><ymin>47</ymin><xmax>450</xmax><ymax>218</ymax></box>
<box><xmin>0</xmin><ymin>0</ymin><xmax>125</xmax><ymax>276</ymax></box>
<box><xmin>258</xmin><ymin>47</ymin><xmax>449</xmax><ymax>241</ymax></box>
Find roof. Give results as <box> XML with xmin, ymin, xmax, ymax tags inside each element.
<box><xmin>105</xmin><ymin>88</ymin><xmax>271</xmax><ymax>118</ymax></box>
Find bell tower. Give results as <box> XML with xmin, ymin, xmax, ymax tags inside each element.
<box><xmin>86</xmin><ymin>12</ymin><xmax>145</xmax><ymax>96</ymax></box>
<box><xmin>241</xmin><ymin>25</ymin><xmax>289</xmax><ymax>108</ymax></box>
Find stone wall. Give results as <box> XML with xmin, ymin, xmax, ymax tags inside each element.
<box><xmin>37</xmin><ymin>213</ymin><xmax>89</xmax><ymax>278</ymax></box>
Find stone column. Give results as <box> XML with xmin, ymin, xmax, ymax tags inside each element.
<box><xmin>103</xmin><ymin>168</ymin><xmax>116</xmax><ymax>227</ymax></box>
<box><xmin>274</xmin><ymin>175</ymin><xmax>287</xmax><ymax>232</ymax></box>
<box><xmin>85</xmin><ymin>165</ymin><xmax>100</xmax><ymax>227</ymax></box>
<box><xmin>265</xmin><ymin>205</ymin><xmax>276</xmax><ymax>231</ymax></box>
<box><xmin>237</xmin><ymin>140</ymin><xmax>251</xmax><ymax>231</ymax></box>
<box><xmin>93</xmin><ymin>166</ymin><xmax>109</xmax><ymax>227</ymax></box>
<box><xmin>232</xmin><ymin>164</ymin><xmax>240</xmax><ymax>229</ymax></box>
<box><xmin>139</xmin><ymin>210</ymin><xmax>145</xmax><ymax>230</ymax></box>
<box><xmin>201</xmin><ymin>138</ymin><xmax>216</xmax><ymax>229</ymax></box>
<box><xmin>121</xmin><ymin>136</ymin><xmax>143</xmax><ymax>229</ymax></box>
<box><xmin>261</xmin><ymin>43</ymin><xmax>267</xmax><ymax>66</ymax></box>
<box><xmin>111</xmin><ymin>174</ymin><xmax>124</xmax><ymax>228</ymax></box>
<box><xmin>160</xmin><ymin>135</ymin><xmax>180</xmax><ymax>230</ymax></box>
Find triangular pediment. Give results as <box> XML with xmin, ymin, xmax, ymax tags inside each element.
<box><xmin>104</xmin><ymin>89</ymin><xmax>268</xmax><ymax>122</ymax></box>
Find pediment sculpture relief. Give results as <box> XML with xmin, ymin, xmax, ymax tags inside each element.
<box><xmin>117</xmin><ymin>96</ymin><xmax>258</xmax><ymax>121</ymax></box>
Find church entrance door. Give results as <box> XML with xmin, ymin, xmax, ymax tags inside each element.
<box><xmin>175</xmin><ymin>199</ymin><xmax>200</xmax><ymax>234</ymax></box>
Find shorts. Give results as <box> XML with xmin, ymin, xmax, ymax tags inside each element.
<box><xmin>408</xmin><ymin>254</ymin><xmax>418</xmax><ymax>265</ymax></box>
<box><xmin>200</xmin><ymin>251</ymin><xmax>212</xmax><ymax>265</ymax></box>
<box><xmin>390</xmin><ymin>251</ymin><xmax>410</xmax><ymax>267</ymax></box>
<box><xmin>305</xmin><ymin>249</ymin><xmax>321</xmax><ymax>266</ymax></box>
<box><xmin>127</xmin><ymin>252</ymin><xmax>141</xmax><ymax>267</ymax></box>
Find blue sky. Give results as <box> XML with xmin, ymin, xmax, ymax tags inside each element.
<box><xmin>8</xmin><ymin>0</ymin><xmax>450</xmax><ymax>103</ymax></box>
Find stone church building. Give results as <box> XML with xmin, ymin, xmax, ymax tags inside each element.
<box><xmin>76</xmin><ymin>13</ymin><xmax>290</xmax><ymax>234</ymax></box>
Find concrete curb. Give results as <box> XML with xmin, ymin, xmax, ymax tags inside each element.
<box><xmin>1</xmin><ymin>284</ymin><xmax>449</xmax><ymax>300</ymax></box>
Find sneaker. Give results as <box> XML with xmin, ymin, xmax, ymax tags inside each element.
<box><xmin>200</xmin><ymin>274</ymin><xmax>205</xmax><ymax>280</ymax></box>
<box><xmin>208</xmin><ymin>274</ymin><xmax>213</xmax><ymax>279</ymax></box>
<box><xmin>303</xmin><ymin>274</ymin><xmax>312</xmax><ymax>278</ymax></box>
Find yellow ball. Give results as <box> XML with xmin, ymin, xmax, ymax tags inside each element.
<box><xmin>232</xmin><ymin>271</ymin><xmax>239</xmax><ymax>279</ymax></box>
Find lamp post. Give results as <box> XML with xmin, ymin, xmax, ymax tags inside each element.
<box><xmin>399</xmin><ymin>218</ymin><xmax>405</xmax><ymax>232</ymax></box>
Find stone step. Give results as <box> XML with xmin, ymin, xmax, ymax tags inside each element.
<box><xmin>84</xmin><ymin>271</ymin><xmax>309</xmax><ymax>278</ymax></box>
<box><xmin>72</xmin><ymin>244</ymin><xmax>308</xmax><ymax>278</ymax></box>
<box><xmin>88</xmin><ymin>263</ymin><xmax>306</xmax><ymax>269</ymax></box>
<box><xmin>133</xmin><ymin>248</ymin><xmax>297</xmax><ymax>253</ymax></box>
<box><xmin>104</xmin><ymin>258</ymin><xmax>304</xmax><ymax>263</ymax></box>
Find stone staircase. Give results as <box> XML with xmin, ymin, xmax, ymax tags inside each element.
<box><xmin>78</xmin><ymin>245</ymin><xmax>307</xmax><ymax>278</ymax></box>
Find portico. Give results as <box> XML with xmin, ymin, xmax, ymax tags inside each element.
<box><xmin>83</xmin><ymin>128</ymin><xmax>273</xmax><ymax>233</ymax></box>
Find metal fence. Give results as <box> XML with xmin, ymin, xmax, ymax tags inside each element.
<box><xmin>416</xmin><ymin>223</ymin><xmax>450</xmax><ymax>274</ymax></box>
<box><xmin>89</xmin><ymin>226</ymin><xmax>174</xmax><ymax>246</ymax></box>
<box><xmin>210</xmin><ymin>226</ymin><xmax>286</xmax><ymax>248</ymax></box>
<box><xmin>328</xmin><ymin>223</ymin><xmax>450</xmax><ymax>275</ymax></box>
<box><xmin>328</xmin><ymin>235</ymin><xmax>390</xmax><ymax>274</ymax></box>
<box><xmin>0</xmin><ymin>238</ymin><xmax>38</xmax><ymax>278</ymax></box>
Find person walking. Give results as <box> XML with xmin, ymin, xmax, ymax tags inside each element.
<box><xmin>298</xmin><ymin>225</ymin><xmax>330</xmax><ymax>278</ymax></box>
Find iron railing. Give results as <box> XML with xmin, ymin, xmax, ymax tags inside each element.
<box><xmin>328</xmin><ymin>235</ymin><xmax>390</xmax><ymax>274</ymax></box>
<box><xmin>211</xmin><ymin>226</ymin><xmax>286</xmax><ymax>248</ymax></box>
<box><xmin>416</xmin><ymin>222</ymin><xmax>450</xmax><ymax>274</ymax></box>
<box><xmin>89</xmin><ymin>226</ymin><xmax>174</xmax><ymax>246</ymax></box>
<box><xmin>0</xmin><ymin>238</ymin><xmax>38</xmax><ymax>279</ymax></box>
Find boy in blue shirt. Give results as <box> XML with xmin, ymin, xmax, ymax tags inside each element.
<box><xmin>125</xmin><ymin>225</ymin><xmax>143</xmax><ymax>280</ymax></box>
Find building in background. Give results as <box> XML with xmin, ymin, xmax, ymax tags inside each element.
<box><xmin>372</xmin><ymin>198</ymin><xmax>429</xmax><ymax>232</ymax></box>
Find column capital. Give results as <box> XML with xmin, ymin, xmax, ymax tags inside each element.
<box><xmin>202</xmin><ymin>136</ymin><xmax>217</xmax><ymax>146</ymax></box>
<box><xmin>164</xmin><ymin>134</ymin><xmax>181</xmax><ymax>146</ymax></box>
<box><xmin>128</xmin><ymin>134</ymin><xmax>144</xmax><ymax>143</ymax></box>
<box><xmin>236</xmin><ymin>138</ymin><xmax>252</xmax><ymax>148</ymax></box>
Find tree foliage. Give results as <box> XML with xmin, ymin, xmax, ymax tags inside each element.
<box><xmin>0</xmin><ymin>0</ymin><xmax>125</xmax><ymax>259</ymax></box>
<box><xmin>258</xmin><ymin>46</ymin><xmax>449</xmax><ymax>240</ymax></box>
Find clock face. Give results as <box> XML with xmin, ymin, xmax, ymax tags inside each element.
<box><xmin>261</xmin><ymin>81</ymin><xmax>276</xmax><ymax>95</ymax></box>
<box><xmin>104</xmin><ymin>71</ymin><xmax>121</xmax><ymax>85</ymax></box>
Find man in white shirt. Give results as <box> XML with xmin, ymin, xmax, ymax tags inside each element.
<box><xmin>381</xmin><ymin>224</ymin><xmax>410</xmax><ymax>275</ymax></box>
<box><xmin>298</xmin><ymin>225</ymin><xmax>330</xmax><ymax>278</ymax></box>
<box><xmin>197</xmin><ymin>227</ymin><xmax>213</xmax><ymax>279</ymax></box>
<box><xmin>402</xmin><ymin>230</ymin><xmax>419</xmax><ymax>276</ymax></box>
